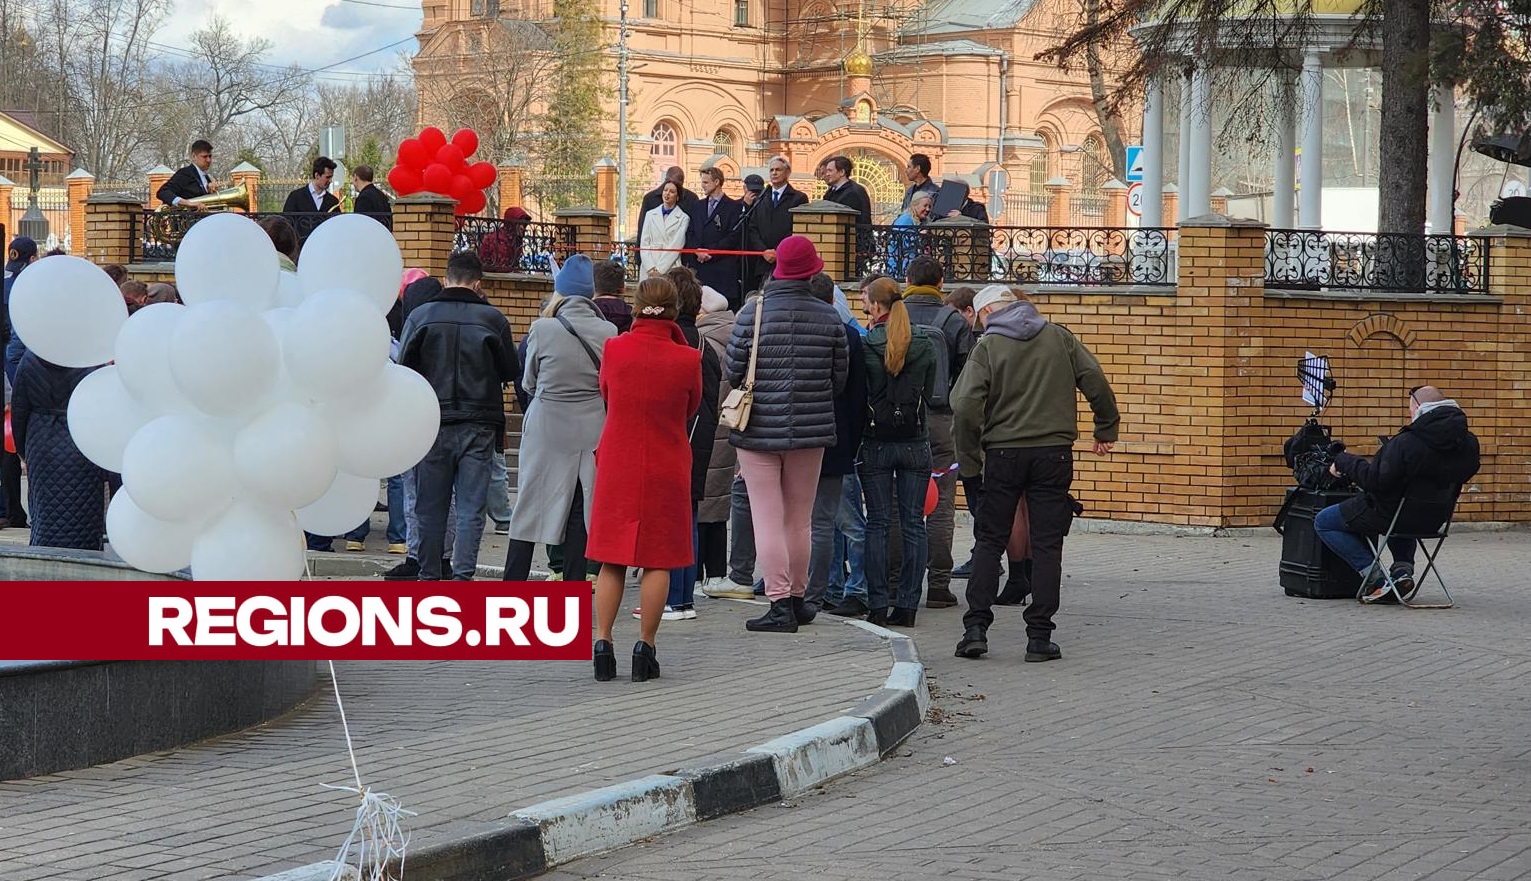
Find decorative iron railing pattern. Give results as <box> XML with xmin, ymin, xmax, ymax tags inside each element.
<box><xmin>1264</xmin><ymin>229</ymin><xmax>1488</xmax><ymax>295</ymax></box>
<box><xmin>854</xmin><ymin>225</ymin><xmax>1177</xmax><ymax>287</ymax></box>
<box><xmin>454</xmin><ymin>217</ymin><xmax>576</xmax><ymax>275</ymax></box>
<box><xmin>134</xmin><ymin>210</ymin><xmax>343</xmax><ymax>263</ymax></box>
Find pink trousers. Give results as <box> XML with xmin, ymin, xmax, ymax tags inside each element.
<box><xmin>736</xmin><ymin>447</ymin><xmax>825</xmax><ymax>600</ymax></box>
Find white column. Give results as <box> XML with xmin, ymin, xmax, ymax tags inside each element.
<box><xmin>1177</xmin><ymin>70</ymin><xmax>1192</xmax><ymax>222</ymax></box>
<box><xmin>1185</xmin><ymin>66</ymin><xmax>1212</xmax><ymax>217</ymax></box>
<box><xmin>1142</xmin><ymin>73</ymin><xmax>1165</xmax><ymax>228</ymax></box>
<box><xmin>1428</xmin><ymin>83</ymin><xmax>1455</xmax><ymax>234</ymax></box>
<box><xmin>1298</xmin><ymin>51</ymin><xmax>1324</xmax><ymax>229</ymax></box>
<box><xmin>1273</xmin><ymin>74</ymin><xmax>1297</xmax><ymax>229</ymax></box>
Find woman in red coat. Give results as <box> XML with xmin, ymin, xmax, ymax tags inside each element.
<box><xmin>586</xmin><ymin>276</ymin><xmax>702</xmax><ymax>682</ymax></box>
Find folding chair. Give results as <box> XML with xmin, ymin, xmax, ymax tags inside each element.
<box><xmin>1356</xmin><ymin>491</ymin><xmax>1458</xmax><ymax>609</ymax></box>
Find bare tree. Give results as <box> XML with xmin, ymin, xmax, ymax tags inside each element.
<box><xmin>315</xmin><ymin>73</ymin><xmax>418</xmax><ymax>167</ymax></box>
<box><xmin>415</xmin><ymin>18</ymin><xmax>559</xmax><ymax>164</ymax></box>
<box><xmin>168</xmin><ymin>15</ymin><xmax>310</xmax><ymax>142</ymax></box>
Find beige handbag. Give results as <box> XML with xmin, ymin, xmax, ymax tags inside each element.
<box><xmin>719</xmin><ymin>296</ymin><xmax>763</xmax><ymax>431</ymax></box>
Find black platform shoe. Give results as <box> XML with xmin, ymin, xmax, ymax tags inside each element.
<box><xmin>745</xmin><ymin>599</ymin><xmax>798</xmax><ymax>633</ymax></box>
<box><xmin>996</xmin><ymin>559</ymin><xmax>1033</xmax><ymax>606</ymax></box>
<box><xmin>632</xmin><ymin>640</ymin><xmax>661</xmax><ymax>682</ymax></box>
<box><xmin>593</xmin><ymin>640</ymin><xmax>616</xmax><ymax>681</ymax></box>
<box><xmin>791</xmin><ymin>596</ymin><xmax>816</xmax><ymax>625</ymax></box>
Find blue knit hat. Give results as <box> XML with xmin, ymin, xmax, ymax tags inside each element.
<box><xmin>554</xmin><ymin>253</ymin><xmax>595</xmax><ymax>297</ymax></box>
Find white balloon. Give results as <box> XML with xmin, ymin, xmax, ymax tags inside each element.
<box><xmin>233</xmin><ymin>402</ymin><xmax>339</xmax><ymax>509</ymax></box>
<box><xmin>174</xmin><ymin>213</ymin><xmax>280</xmax><ymax>310</ymax></box>
<box><xmin>8</xmin><ymin>255</ymin><xmax>127</xmax><ymax>368</ymax></box>
<box><xmin>283</xmin><ymin>289</ymin><xmax>391</xmax><ymax>400</ymax></box>
<box><xmin>121</xmin><ymin>415</ymin><xmax>237</xmax><ymax>522</ymax></box>
<box><xmin>114</xmin><ymin>302</ymin><xmax>194</xmax><ymax>415</ymax></box>
<box><xmin>66</xmin><ymin>366</ymin><xmax>150</xmax><ymax>473</ymax></box>
<box><xmin>106</xmin><ymin>489</ymin><xmax>198</xmax><ymax>574</ymax></box>
<box><xmin>170</xmin><ymin>300</ymin><xmax>278</xmax><ymax>417</ymax></box>
<box><xmin>274</xmin><ymin>270</ymin><xmax>305</xmax><ymax>308</ymax></box>
<box><xmin>297</xmin><ymin>214</ymin><xmax>403</xmax><ymax>313</ymax></box>
<box><xmin>326</xmin><ymin>363</ymin><xmax>442</xmax><ymax>478</ymax></box>
<box><xmin>191</xmin><ymin>501</ymin><xmax>305</xmax><ymax>581</ymax></box>
<box><xmin>296</xmin><ymin>471</ymin><xmax>381</xmax><ymax>536</ymax></box>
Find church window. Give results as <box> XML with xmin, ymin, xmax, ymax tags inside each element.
<box><xmin>651</xmin><ymin>122</ymin><xmax>679</xmax><ymax>183</ymax></box>
<box><xmin>643</xmin><ymin>0</ymin><xmax>658</xmax><ymax>17</ymax></box>
<box><xmin>734</xmin><ymin>0</ymin><xmax>749</xmax><ymax>26</ymax></box>
<box><xmin>713</xmin><ymin>129</ymin><xmax>738</xmax><ymax>161</ymax></box>
<box><xmin>1029</xmin><ymin>151</ymin><xmax>1048</xmax><ymax>194</ymax></box>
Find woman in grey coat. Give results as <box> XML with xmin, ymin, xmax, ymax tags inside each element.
<box><xmin>696</xmin><ymin>287</ymin><xmax>736</xmax><ymax>593</ymax></box>
<box><xmin>502</xmin><ymin>292</ymin><xmax>617</xmax><ymax>581</ymax></box>
<box><xmin>725</xmin><ymin>236</ymin><xmax>848</xmax><ymax>633</ymax></box>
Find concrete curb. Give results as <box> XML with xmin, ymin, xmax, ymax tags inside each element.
<box><xmin>256</xmin><ymin>620</ymin><xmax>925</xmax><ymax>881</ymax></box>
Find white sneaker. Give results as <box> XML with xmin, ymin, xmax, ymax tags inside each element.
<box><xmin>661</xmin><ymin>606</ymin><xmax>688</xmax><ymax>622</ymax></box>
<box><xmin>683</xmin><ymin>607</ymin><xmax>698</xmax><ymax>620</ymax></box>
<box><xmin>701</xmin><ymin>577</ymin><xmax>754</xmax><ymax>599</ymax></box>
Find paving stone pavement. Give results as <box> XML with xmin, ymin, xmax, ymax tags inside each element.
<box><xmin>542</xmin><ymin>529</ymin><xmax>1531</xmax><ymax>881</ymax></box>
<box><xmin>0</xmin><ymin>594</ymin><xmax>891</xmax><ymax>881</ymax></box>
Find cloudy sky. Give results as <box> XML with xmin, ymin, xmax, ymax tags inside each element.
<box><xmin>157</xmin><ymin>0</ymin><xmax>423</xmax><ymax>76</ymax></box>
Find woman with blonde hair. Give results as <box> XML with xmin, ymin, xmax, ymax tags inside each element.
<box><xmin>858</xmin><ymin>276</ymin><xmax>937</xmax><ymax>626</ymax></box>
<box><xmin>585</xmin><ymin>276</ymin><xmax>702</xmax><ymax>681</ymax></box>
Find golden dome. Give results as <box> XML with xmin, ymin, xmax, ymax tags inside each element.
<box><xmin>844</xmin><ymin>50</ymin><xmax>873</xmax><ymax>77</ymax></box>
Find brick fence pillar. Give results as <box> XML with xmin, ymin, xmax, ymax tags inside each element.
<box><xmin>229</xmin><ymin>162</ymin><xmax>261</xmax><ymax>213</ymax></box>
<box><xmin>593</xmin><ymin>158</ymin><xmax>618</xmax><ymax>216</ymax></box>
<box><xmin>554</xmin><ymin>207</ymin><xmax>616</xmax><ymax>260</ymax></box>
<box><xmin>393</xmin><ymin>194</ymin><xmax>457</xmax><ymax>278</ymax></box>
<box><xmin>85</xmin><ymin>194</ymin><xmax>144</xmax><ymax>266</ymax></box>
<box><xmin>1471</xmin><ymin>225</ymin><xmax>1531</xmax><ymax>521</ymax></box>
<box><xmin>1102</xmin><ymin>179</ymin><xmax>1128</xmax><ymax>228</ymax></box>
<box><xmin>1044</xmin><ymin>176</ymin><xmax>1071</xmax><ymax>227</ymax></box>
<box><xmin>66</xmin><ymin>168</ymin><xmax>95</xmax><ymax>254</ymax></box>
<box><xmin>147</xmin><ymin>166</ymin><xmax>173</xmax><ymax>210</ymax></box>
<box><xmin>790</xmin><ymin>200</ymin><xmax>859</xmax><ymax>283</ymax></box>
<box><xmin>1210</xmin><ymin>187</ymin><xmax>1232</xmax><ymax>215</ymax></box>
<box><xmin>498</xmin><ymin>162</ymin><xmax>525</xmax><ymax>213</ymax></box>
<box><xmin>0</xmin><ymin>175</ymin><xmax>13</xmax><ymax>238</ymax></box>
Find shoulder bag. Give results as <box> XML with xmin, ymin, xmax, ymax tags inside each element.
<box><xmin>719</xmin><ymin>296</ymin><xmax>763</xmax><ymax>431</ymax></box>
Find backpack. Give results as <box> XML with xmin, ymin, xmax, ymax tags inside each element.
<box><xmin>868</xmin><ymin>341</ymin><xmax>926</xmax><ymax>442</ymax></box>
<box><xmin>918</xmin><ymin>308</ymin><xmax>964</xmax><ymax>410</ymax></box>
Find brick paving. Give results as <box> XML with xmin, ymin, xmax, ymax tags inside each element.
<box><xmin>543</xmin><ymin>528</ymin><xmax>1531</xmax><ymax>881</ymax></box>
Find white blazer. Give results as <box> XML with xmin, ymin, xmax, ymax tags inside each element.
<box><xmin>639</xmin><ymin>205</ymin><xmax>690</xmax><ymax>277</ymax></box>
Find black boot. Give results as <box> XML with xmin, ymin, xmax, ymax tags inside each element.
<box><xmin>925</xmin><ymin>587</ymin><xmax>958</xmax><ymax>609</ymax></box>
<box><xmin>593</xmin><ymin>640</ymin><xmax>616</xmax><ymax>681</ymax></box>
<box><xmin>791</xmin><ymin>596</ymin><xmax>816</xmax><ymax>625</ymax></box>
<box><xmin>383</xmin><ymin>558</ymin><xmax>420</xmax><ymax>581</ymax></box>
<box><xmin>828</xmin><ymin>595</ymin><xmax>869</xmax><ymax>618</ymax></box>
<box><xmin>631</xmin><ymin>640</ymin><xmax>661</xmax><ymax>681</ymax></box>
<box><xmin>955</xmin><ymin>625</ymin><xmax>988</xmax><ymax>659</ymax></box>
<box><xmin>746</xmin><ymin>599</ymin><xmax>798</xmax><ymax>633</ymax></box>
<box><xmin>1025</xmin><ymin>638</ymin><xmax>1062</xmax><ymax>663</ymax></box>
<box><xmin>867</xmin><ymin>607</ymin><xmax>888</xmax><ymax>626</ymax></box>
<box><xmin>887</xmin><ymin>607</ymin><xmax>917</xmax><ymax>627</ymax></box>
<box><xmin>996</xmin><ymin>559</ymin><xmax>1032</xmax><ymax>606</ymax></box>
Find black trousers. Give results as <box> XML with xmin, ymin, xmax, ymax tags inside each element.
<box><xmin>963</xmin><ymin>445</ymin><xmax>1073</xmax><ymax>640</ymax></box>
<box><xmin>697</xmin><ymin>520</ymin><xmax>728</xmax><ymax>578</ymax></box>
<box><xmin>503</xmin><ymin>482</ymin><xmax>588</xmax><ymax>582</ymax></box>
<box><xmin>0</xmin><ymin>446</ymin><xmax>24</xmax><ymax>526</ymax></box>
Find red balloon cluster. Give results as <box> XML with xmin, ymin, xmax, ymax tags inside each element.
<box><xmin>387</xmin><ymin>127</ymin><xmax>497</xmax><ymax>216</ymax></box>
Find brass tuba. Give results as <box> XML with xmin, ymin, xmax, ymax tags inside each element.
<box><xmin>149</xmin><ymin>184</ymin><xmax>252</xmax><ymax>246</ymax></box>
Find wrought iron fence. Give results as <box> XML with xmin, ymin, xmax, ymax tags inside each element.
<box><xmin>133</xmin><ymin>210</ymin><xmax>342</xmax><ymax>263</ymax></box>
<box><xmin>1264</xmin><ymin>230</ymin><xmax>1487</xmax><ymax>295</ymax></box>
<box><xmin>855</xmin><ymin>225</ymin><xmax>1177</xmax><ymax>287</ymax></box>
<box><xmin>453</xmin><ymin>217</ymin><xmax>576</xmax><ymax>275</ymax></box>
<box><xmin>1001</xmin><ymin>193</ymin><xmax>1048</xmax><ymax>225</ymax></box>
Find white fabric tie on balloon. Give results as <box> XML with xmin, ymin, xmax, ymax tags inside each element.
<box><xmin>30</xmin><ymin>212</ymin><xmax>442</xmax><ymax>580</ymax></box>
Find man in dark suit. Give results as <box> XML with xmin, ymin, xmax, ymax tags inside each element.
<box><xmin>636</xmin><ymin>166</ymin><xmax>699</xmax><ymax>241</ymax></box>
<box><xmin>283</xmin><ymin>157</ymin><xmax>340</xmax><ymax>214</ymax></box>
<box><xmin>684</xmin><ymin>166</ymin><xmax>745</xmax><ymax>308</ymax></box>
<box><xmin>157</xmin><ymin>139</ymin><xmax>215</xmax><ymax>208</ymax></box>
<box><xmin>822</xmin><ymin>155</ymin><xmax>872</xmax><ymax>227</ymax></box>
<box><xmin>741</xmin><ymin>156</ymin><xmax>808</xmax><ymax>296</ymax></box>
<box><xmin>351</xmin><ymin>164</ymin><xmax>392</xmax><ymax>227</ymax></box>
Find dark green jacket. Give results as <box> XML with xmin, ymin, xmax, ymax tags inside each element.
<box><xmin>862</xmin><ymin>320</ymin><xmax>938</xmax><ymax>441</ymax></box>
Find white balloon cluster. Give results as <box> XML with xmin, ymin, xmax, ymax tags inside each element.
<box><xmin>9</xmin><ymin>214</ymin><xmax>441</xmax><ymax>580</ymax></box>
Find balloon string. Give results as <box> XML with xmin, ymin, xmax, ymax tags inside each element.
<box><xmin>328</xmin><ymin>660</ymin><xmax>366</xmax><ymax>794</ymax></box>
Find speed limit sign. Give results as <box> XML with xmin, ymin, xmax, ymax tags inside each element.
<box><xmin>1127</xmin><ymin>182</ymin><xmax>1144</xmax><ymax>217</ymax></box>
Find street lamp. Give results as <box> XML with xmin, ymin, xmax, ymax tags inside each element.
<box><xmin>617</xmin><ymin>0</ymin><xmax>630</xmax><ymax>243</ymax></box>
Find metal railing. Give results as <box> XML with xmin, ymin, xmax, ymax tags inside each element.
<box><xmin>855</xmin><ymin>225</ymin><xmax>1178</xmax><ymax>287</ymax></box>
<box><xmin>133</xmin><ymin>210</ymin><xmax>341</xmax><ymax>263</ymax></box>
<box><xmin>453</xmin><ymin>217</ymin><xmax>577</xmax><ymax>275</ymax></box>
<box><xmin>1264</xmin><ymin>230</ymin><xmax>1488</xmax><ymax>295</ymax></box>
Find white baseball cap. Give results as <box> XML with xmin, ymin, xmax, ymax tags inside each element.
<box><xmin>972</xmin><ymin>284</ymin><xmax>1017</xmax><ymax>314</ymax></box>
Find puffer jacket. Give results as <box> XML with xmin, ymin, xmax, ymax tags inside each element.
<box><xmin>725</xmin><ymin>278</ymin><xmax>848</xmax><ymax>452</ymax></box>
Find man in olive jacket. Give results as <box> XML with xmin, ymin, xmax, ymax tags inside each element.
<box><xmin>951</xmin><ymin>286</ymin><xmax>1119</xmax><ymax>663</ymax></box>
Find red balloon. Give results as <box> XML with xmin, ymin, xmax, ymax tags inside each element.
<box><xmin>467</xmin><ymin>161</ymin><xmax>497</xmax><ymax>189</ymax></box>
<box><xmin>436</xmin><ymin>143</ymin><xmax>466</xmax><ymax>170</ymax></box>
<box><xmin>387</xmin><ymin>164</ymin><xmax>423</xmax><ymax>195</ymax></box>
<box><xmin>421</xmin><ymin>162</ymin><xmax>453</xmax><ymax>194</ymax></box>
<box><xmin>450</xmin><ymin>174</ymin><xmax>475</xmax><ymax>201</ymax></box>
<box><xmin>923</xmin><ymin>475</ymin><xmax>939</xmax><ymax>517</ymax></box>
<box><xmin>457</xmin><ymin>190</ymin><xmax>487</xmax><ymax>216</ymax></box>
<box><xmin>396</xmin><ymin>138</ymin><xmax>429</xmax><ymax>170</ymax></box>
<box><xmin>419</xmin><ymin>126</ymin><xmax>447</xmax><ymax>153</ymax></box>
<box><xmin>450</xmin><ymin>128</ymin><xmax>480</xmax><ymax>158</ymax></box>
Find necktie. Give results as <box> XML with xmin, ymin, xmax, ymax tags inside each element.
<box><xmin>772</xmin><ymin>190</ymin><xmax>780</xmax><ymax>206</ymax></box>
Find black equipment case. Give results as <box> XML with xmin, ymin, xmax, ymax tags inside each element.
<box><xmin>1275</xmin><ymin>487</ymin><xmax>1361</xmax><ymax>599</ymax></box>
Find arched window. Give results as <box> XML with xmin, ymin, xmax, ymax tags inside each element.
<box><xmin>650</xmin><ymin>122</ymin><xmax>679</xmax><ymax>184</ymax></box>
<box><xmin>713</xmin><ymin>128</ymin><xmax>738</xmax><ymax>161</ymax></box>
<box><xmin>1080</xmin><ymin>134</ymin><xmax>1109</xmax><ymax>194</ymax></box>
<box><xmin>1029</xmin><ymin>150</ymin><xmax>1049</xmax><ymax>194</ymax></box>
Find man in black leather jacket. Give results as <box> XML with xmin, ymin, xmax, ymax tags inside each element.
<box><xmin>399</xmin><ymin>253</ymin><xmax>520</xmax><ymax>580</ymax></box>
<box><xmin>1314</xmin><ymin>385</ymin><xmax>1480</xmax><ymax>602</ymax></box>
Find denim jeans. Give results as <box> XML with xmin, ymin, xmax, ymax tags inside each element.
<box><xmin>487</xmin><ymin>452</ymin><xmax>511</xmax><ymax>525</ymax></box>
<box><xmin>415</xmin><ymin>422</ymin><xmax>495</xmax><ymax>580</ymax></box>
<box><xmin>830</xmin><ymin>471</ymin><xmax>868</xmax><ymax>603</ymax></box>
<box><xmin>727</xmin><ymin>472</ymin><xmax>756</xmax><ymax>587</ymax></box>
<box><xmin>806</xmin><ymin>474</ymin><xmax>845</xmax><ymax>607</ymax></box>
<box><xmin>1313</xmin><ymin>504</ymin><xmax>1416</xmax><ymax>575</ymax></box>
<box><xmin>341</xmin><ymin>477</ymin><xmax>407</xmax><ymax>545</ymax></box>
<box><xmin>404</xmin><ymin>467</ymin><xmax>456</xmax><ymax>562</ymax></box>
<box><xmin>859</xmin><ymin>439</ymin><xmax>931</xmax><ymax>613</ymax></box>
<box><xmin>4</xmin><ymin>337</ymin><xmax>24</xmax><ymax>386</ymax></box>
<box><xmin>666</xmin><ymin>503</ymin><xmax>700</xmax><ymax>607</ymax></box>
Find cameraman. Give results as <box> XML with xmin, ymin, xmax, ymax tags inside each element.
<box><xmin>1314</xmin><ymin>385</ymin><xmax>1480</xmax><ymax>603</ymax></box>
